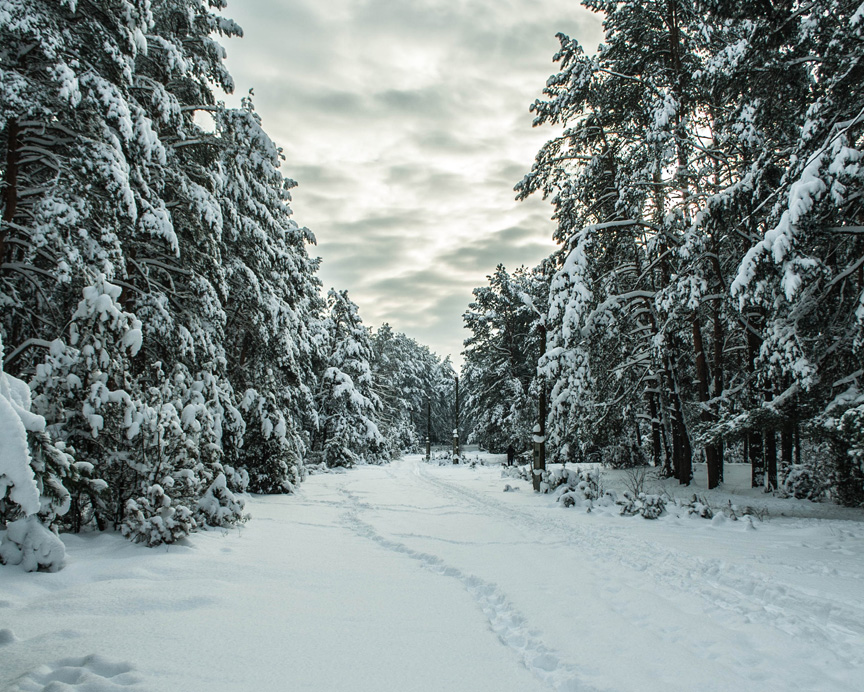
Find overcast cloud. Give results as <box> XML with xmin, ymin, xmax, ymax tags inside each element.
<box><xmin>221</xmin><ymin>0</ymin><xmax>603</xmax><ymax>367</ymax></box>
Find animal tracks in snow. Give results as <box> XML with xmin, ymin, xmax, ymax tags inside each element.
<box><xmin>339</xmin><ymin>488</ymin><xmax>604</xmax><ymax>692</ymax></box>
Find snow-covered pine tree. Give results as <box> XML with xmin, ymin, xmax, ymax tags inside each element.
<box><xmin>370</xmin><ymin>324</ymin><xmax>423</xmax><ymax>455</ymax></box>
<box><xmin>215</xmin><ymin>97</ymin><xmax>322</xmax><ymax>493</ymax></box>
<box><xmin>432</xmin><ymin>356</ymin><xmax>458</xmax><ymax>445</ymax></box>
<box><xmin>515</xmin><ymin>0</ymin><xmax>864</xmax><ymax>501</ymax></box>
<box><xmin>462</xmin><ymin>264</ymin><xmax>546</xmax><ymax>454</ymax></box>
<box><xmin>2</xmin><ymin>0</ymin><xmax>310</xmax><ymax>543</ymax></box>
<box><xmin>721</xmin><ymin>0</ymin><xmax>864</xmax><ymax>502</ymax></box>
<box><xmin>0</xmin><ymin>0</ymin><xmax>180</xmax><ymax>537</ymax></box>
<box><xmin>518</xmin><ymin>2</ymin><xmax>706</xmax><ymax>477</ymax></box>
<box><xmin>369</xmin><ymin>324</ymin><xmax>456</xmax><ymax>454</ymax></box>
<box><xmin>29</xmin><ymin>275</ymin><xmax>145</xmax><ymax>535</ymax></box>
<box><xmin>312</xmin><ymin>290</ymin><xmax>385</xmax><ymax>467</ymax></box>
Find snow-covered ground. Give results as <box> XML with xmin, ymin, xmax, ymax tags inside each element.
<box><xmin>2</xmin><ymin>454</ymin><xmax>863</xmax><ymax>691</ymax></box>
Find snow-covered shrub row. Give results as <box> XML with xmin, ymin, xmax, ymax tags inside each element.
<box><xmin>501</xmin><ymin>463</ymin><xmax>532</xmax><ymax>482</ymax></box>
<box><xmin>467</xmin><ymin>0</ymin><xmax>864</xmax><ymax>504</ymax></box>
<box><xmin>536</xmin><ymin>466</ymin><xmax>617</xmax><ymax>511</ymax></box>
<box><xmin>531</xmin><ymin>465</ymin><xmax>765</xmax><ymax>523</ymax></box>
<box><xmin>0</xmin><ymin>1</ymin><xmax>453</xmax><ymax>565</ymax></box>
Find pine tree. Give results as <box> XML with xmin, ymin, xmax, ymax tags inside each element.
<box><xmin>462</xmin><ymin>264</ymin><xmax>546</xmax><ymax>454</ymax></box>
<box><xmin>2</xmin><ymin>0</ymin><xmax>323</xmax><ymax>548</ymax></box>
<box><xmin>216</xmin><ymin>97</ymin><xmax>323</xmax><ymax>492</ymax></box>
<box><xmin>312</xmin><ymin>290</ymin><xmax>385</xmax><ymax>467</ymax></box>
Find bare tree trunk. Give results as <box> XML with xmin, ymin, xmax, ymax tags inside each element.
<box><xmin>781</xmin><ymin>421</ymin><xmax>794</xmax><ymax>483</ymax></box>
<box><xmin>765</xmin><ymin>429</ymin><xmax>777</xmax><ymax>490</ymax></box>
<box><xmin>665</xmin><ymin>350</ymin><xmax>692</xmax><ymax>485</ymax></box>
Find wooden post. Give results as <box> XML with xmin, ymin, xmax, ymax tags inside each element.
<box><xmin>425</xmin><ymin>398</ymin><xmax>431</xmax><ymax>461</ymax></box>
<box><xmin>453</xmin><ymin>376</ymin><xmax>460</xmax><ymax>463</ymax></box>
<box><xmin>532</xmin><ymin>424</ymin><xmax>544</xmax><ymax>492</ymax></box>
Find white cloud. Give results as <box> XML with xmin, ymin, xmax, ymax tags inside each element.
<box><xmin>221</xmin><ymin>0</ymin><xmax>603</xmax><ymax>366</ymax></box>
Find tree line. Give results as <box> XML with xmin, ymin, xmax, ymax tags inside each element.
<box><xmin>462</xmin><ymin>0</ymin><xmax>864</xmax><ymax>506</ymax></box>
<box><xmin>0</xmin><ymin>0</ymin><xmax>454</xmax><ymax>569</ymax></box>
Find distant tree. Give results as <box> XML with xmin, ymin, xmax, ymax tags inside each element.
<box><xmin>369</xmin><ymin>323</ymin><xmax>458</xmax><ymax>454</ymax></box>
<box><xmin>312</xmin><ymin>290</ymin><xmax>385</xmax><ymax>467</ymax></box>
<box><xmin>462</xmin><ymin>264</ymin><xmax>547</xmax><ymax>454</ymax></box>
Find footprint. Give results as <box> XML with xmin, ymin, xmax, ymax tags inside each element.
<box><xmin>12</xmin><ymin>653</ymin><xmax>145</xmax><ymax>691</ymax></box>
<box><xmin>341</xmin><ymin>507</ymin><xmax>603</xmax><ymax>692</ymax></box>
<box><xmin>0</xmin><ymin>628</ymin><xmax>18</xmax><ymax>646</ymax></box>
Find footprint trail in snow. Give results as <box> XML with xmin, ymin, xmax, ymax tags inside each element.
<box><xmin>340</xmin><ymin>488</ymin><xmax>606</xmax><ymax>692</ymax></box>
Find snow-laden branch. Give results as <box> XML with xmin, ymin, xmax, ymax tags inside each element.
<box><xmin>2</xmin><ymin>338</ymin><xmax>53</xmax><ymax>367</ymax></box>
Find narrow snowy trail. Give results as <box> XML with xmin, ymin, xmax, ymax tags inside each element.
<box><xmin>2</xmin><ymin>455</ymin><xmax>864</xmax><ymax>692</ymax></box>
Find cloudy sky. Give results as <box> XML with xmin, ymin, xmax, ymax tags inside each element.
<box><xmin>220</xmin><ymin>0</ymin><xmax>603</xmax><ymax>367</ymax></box>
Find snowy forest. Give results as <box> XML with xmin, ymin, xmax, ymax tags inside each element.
<box><xmin>0</xmin><ymin>0</ymin><xmax>457</xmax><ymax>570</ymax></box>
<box><xmin>462</xmin><ymin>0</ymin><xmax>864</xmax><ymax>507</ymax></box>
<box><xmin>3</xmin><ymin>0</ymin><xmax>864</xmax><ymax>576</ymax></box>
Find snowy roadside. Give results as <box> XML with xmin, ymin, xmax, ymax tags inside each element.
<box><xmin>2</xmin><ymin>454</ymin><xmax>863</xmax><ymax>692</ymax></box>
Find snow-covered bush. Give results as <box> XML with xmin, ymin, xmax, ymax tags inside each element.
<box><xmin>500</xmin><ymin>463</ymin><xmax>529</xmax><ymax>480</ymax></box>
<box><xmin>541</xmin><ymin>466</ymin><xmax>601</xmax><ymax>497</ymax></box>
<box><xmin>681</xmin><ymin>495</ymin><xmax>714</xmax><ymax>519</ymax></box>
<box><xmin>0</xmin><ymin>334</ymin><xmax>68</xmax><ymax>571</ymax></box>
<box><xmin>618</xmin><ymin>492</ymin><xmax>667</xmax><ymax>519</ymax></box>
<box><xmin>0</xmin><ymin>515</ymin><xmax>66</xmax><ymax>572</ymax></box>
<box><xmin>540</xmin><ymin>467</ymin><xmax>612</xmax><ymax>511</ymax></box>
<box><xmin>196</xmin><ymin>467</ymin><xmax>248</xmax><ymax>528</ymax></box>
<box><xmin>122</xmin><ymin>484</ymin><xmax>196</xmax><ymax>547</ymax></box>
<box><xmin>781</xmin><ymin>463</ymin><xmax>829</xmax><ymax>501</ymax></box>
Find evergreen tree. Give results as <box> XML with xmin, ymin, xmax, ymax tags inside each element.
<box><xmin>0</xmin><ymin>333</ymin><xmax>69</xmax><ymax>571</ymax></box>
<box><xmin>2</xmin><ymin>0</ymin><xmax>323</xmax><ymax>552</ymax></box>
<box><xmin>216</xmin><ymin>97</ymin><xmax>323</xmax><ymax>492</ymax></box>
<box><xmin>312</xmin><ymin>290</ymin><xmax>385</xmax><ymax>467</ymax></box>
<box><xmin>514</xmin><ymin>0</ymin><xmax>864</xmax><ymax>502</ymax></box>
<box><xmin>370</xmin><ymin>324</ymin><xmax>457</xmax><ymax>454</ymax></box>
<box><xmin>462</xmin><ymin>264</ymin><xmax>546</xmax><ymax>454</ymax></box>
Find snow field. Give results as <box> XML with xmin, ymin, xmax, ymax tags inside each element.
<box><xmin>2</xmin><ymin>453</ymin><xmax>863</xmax><ymax>692</ymax></box>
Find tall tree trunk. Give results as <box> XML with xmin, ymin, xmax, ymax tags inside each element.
<box><xmin>1</xmin><ymin>119</ymin><xmax>21</xmax><ymax>263</ymax></box>
<box><xmin>747</xmin><ymin>318</ymin><xmax>765</xmax><ymax>488</ymax></box>
<box><xmin>712</xmin><ymin>300</ymin><xmax>725</xmax><ymax>482</ymax></box>
<box><xmin>749</xmin><ymin>431</ymin><xmax>764</xmax><ymax>488</ymax></box>
<box><xmin>647</xmin><ymin>388</ymin><xmax>662</xmax><ymax>467</ymax></box>
<box><xmin>780</xmin><ymin>421</ymin><xmax>793</xmax><ymax>486</ymax></box>
<box><xmin>693</xmin><ymin>311</ymin><xmax>721</xmax><ymax>488</ymax></box>
<box><xmin>765</xmin><ymin>429</ymin><xmax>777</xmax><ymax>490</ymax></box>
<box><xmin>665</xmin><ymin>347</ymin><xmax>692</xmax><ymax>485</ymax></box>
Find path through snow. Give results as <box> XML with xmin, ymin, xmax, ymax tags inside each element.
<box><xmin>2</xmin><ymin>455</ymin><xmax>863</xmax><ymax>691</ymax></box>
